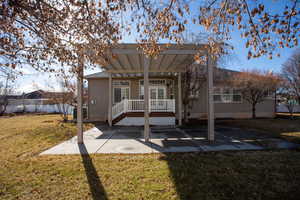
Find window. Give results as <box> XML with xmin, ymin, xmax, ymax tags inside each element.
<box><xmin>113</xmin><ymin>80</ymin><xmax>130</xmax><ymax>86</ymax></box>
<box><xmin>113</xmin><ymin>80</ymin><xmax>130</xmax><ymax>104</ymax></box>
<box><xmin>213</xmin><ymin>87</ymin><xmax>242</xmax><ymax>103</ymax></box>
<box><xmin>113</xmin><ymin>87</ymin><xmax>129</xmax><ymax>103</ymax></box>
<box><xmin>139</xmin><ymin>79</ymin><xmax>169</xmax><ymax>99</ymax></box>
<box><xmin>140</xmin><ymin>79</ymin><xmax>166</xmax><ymax>86</ymax></box>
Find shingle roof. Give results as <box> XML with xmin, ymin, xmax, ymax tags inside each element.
<box><xmin>85</xmin><ymin>71</ymin><xmax>109</xmax><ymax>79</ymax></box>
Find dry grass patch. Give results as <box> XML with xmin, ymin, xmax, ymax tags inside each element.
<box><xmin>1</xmin><ymin>114</ymin><xmax>300</xmax><ymax>200</ymax></box>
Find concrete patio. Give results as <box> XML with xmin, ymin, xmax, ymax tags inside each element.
<box><xmin>40</xmin><ymin>125</ymin><xmax>300</xmax><ymax>155</ymax></box>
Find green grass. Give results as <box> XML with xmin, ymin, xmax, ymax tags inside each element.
<box><xmin>217</xmin><ymin>118</ymin><xmax>300</xmax><ymax>144</ymax></box>
<box><xmin>1</xmin><ymin>114</ymin><xmax>300</xmax><ymax>199</ymax></box>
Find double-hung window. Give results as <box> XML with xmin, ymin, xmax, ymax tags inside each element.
<box><xmin>213</xmin><ymin>87</ymin><xmax>242</xmax><ymax>103</ymax></box>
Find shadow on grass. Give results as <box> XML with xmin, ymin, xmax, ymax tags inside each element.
<box><xmin>78</xmin><ymin>144</ymin><xmax>108</xmax><ymax>200</ymax></box>
<box><xmin>160</xmin><ymin>151</ymin><xmax>300</xmax><ymax>200</ymax></box>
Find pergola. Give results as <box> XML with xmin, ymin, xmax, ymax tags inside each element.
<box><xmin>77</xmin><ymin>43</ymin><xmax>215</xmax><ymax>143</ymax></box>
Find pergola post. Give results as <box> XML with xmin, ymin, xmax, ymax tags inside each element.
<box><xmin>144</xmin><ymin>56</ymin><xmax>150</xmax><ymax>142</ymax></box>
<box><xmin>178</xmin><ymin>72</ymin><xmax>182</xmax><ymax>126</ymax></box>
<box><xmin>207</xmin><ymin>50</ymin><xmax>215</xmax><ymax>141</ymax></box>
<box><xmin>77</xmin><ymin>63</ymin><xmax>84</xmax><ymax>144</ymax></box>
<box><xmin>108</xmin><ymin>72</ymin><xmax>112</xmax><ymax>126</ymax></box>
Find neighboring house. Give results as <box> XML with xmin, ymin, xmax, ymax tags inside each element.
<box><xmin>2</xmin><ymin>90</ymin><xmax>75</xmax><ymax>114</ymax></box>
<box><xmin>24</xmin><ymin>90</ymin><xmax>71</xmax><ymax>102</ymax></box>
<box><xmin>85</xmin><ymin>64</ymin><xmax>275</xmax><ymax>126</ymax></box>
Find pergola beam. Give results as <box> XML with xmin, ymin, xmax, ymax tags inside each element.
<box><xmin>144</xmin><ymin>56</ymin><xmax>150</xmax><ymax>142</ymax></box>
<box><xmin>114</xmin><ymin>56</ymin><xmax>126</xmax><ymax>70</ymax></box>
<box><xmin>155</xmin><ymin>54</ymin><xmax>165</xmax><ymax>70</ymax></box>
<box><xmin>178</xmin><ymin>72</ymin><xmax>182</xmax><ymax>126</ymax></box>
<box><xmin>125</xmin><ymin>54</ymin><xmax>134</xmax><ymax>70</ymax></box>
<box><xmin>108</xmin><ymin>72</ymin><xmax>112</xmax><ymax>126</ymax></box>
<box><xmin>165</xmin><ymin>54</ymin><xmax>178</xmax><ymax>70</ymax></box>
<box><xmin>77</xmin><ymin>63</ymin><xmax>84</xmax><ymax>144</ymax></box>
<box><xmin>207</xmin><ymin>51</ymin><xmax>215</xmax><ymax>141</ymax></box>
<box><xmin>111</xmin><ymin>49</ymin><xmax>204</xmax><ymax>55</ymax></box>
<box><xmin>106</xmin><ymin>69</ymin><xmax>185</xmax><ymax>73</ymax></box>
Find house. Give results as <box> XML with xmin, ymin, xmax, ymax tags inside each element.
<box><xmin>77</xmin><ymin>44</ymin><xmax>275</xmax><ymax>144</ymax></box>
<box><xmin>80</xmin><ymin>44</ymin><xmax>275</xmax><ymax>143</ymax></box>
<box><xmin>86</xmin><ymin>68</ymin><xmax>275</xmax><ymax>123</ymax></box>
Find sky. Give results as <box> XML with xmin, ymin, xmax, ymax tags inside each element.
<box><xmin>11</xmin><ymin>0</ymin><xmax>299</xmax><ymax>93</ymax></box>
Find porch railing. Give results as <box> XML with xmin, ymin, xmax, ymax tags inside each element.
<box><xmin>112</xmin><ymin>99</ymin><xmax>175</xmax><ymax>119</ymax></box>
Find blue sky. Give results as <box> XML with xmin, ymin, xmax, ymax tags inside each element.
<box><xmin>14</xmin><ymin>0</ymin><xmax>299</xmax><ymax>93</ymax></box>
<box><xmin>16</xmin><ymin>39</ymin><xmax>296</xmax><ymax>93</ymax></box>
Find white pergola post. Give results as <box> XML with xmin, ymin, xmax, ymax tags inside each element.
<box><xmin>207</xmin><ymin>51</ymin><xmax>215</xmax><ymax>141</ymax></box>
<box><xmin>77</xmin><ymin>63</ymin><xmax>84</xmax><ymax>144</ymax></box>
<box><xmin>178</xmin><ymin>72</ymin><xmax>182</xmax><ymax>126</ymax></box>
<box><xmin>144</xmin><ymin>56</ymin><xmax>150</xmax><ymax>142</ymax></box>
<box><xmin>108</xmin><ymin>72</ymin><xmax>112</xmax><ymax>126</ymax></box>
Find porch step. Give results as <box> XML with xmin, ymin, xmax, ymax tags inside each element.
<box><xmin>112</xmin><ymin>112</ymin><xmax>175</xmax><ymax>125</ymax></box>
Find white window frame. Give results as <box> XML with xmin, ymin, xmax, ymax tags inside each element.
<box><xmin>113</xmin><ymin>80</ymin><xmax>130</xmax><ymax>104</ymax></box>
<box><xmin>113</xmin><ymin>80</ymin><xmax>130</xmax><ymax>86</ymax></box>
<box><xmin>139</xmin><ymin>79</ymin><xmax>168</xmax><ymax>99</ymax></box>
<box><xmin>213</xmin><ymin>87</ymin><xmax>242</xmax><ymax>103</ymax></box>
<box><xmin>149</xmin><ymin>86</ymin><xmax>167</xmax><ymax>99</ymax></box>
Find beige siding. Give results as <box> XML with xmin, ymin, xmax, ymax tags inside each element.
<box><xmin>130</xmin><ymin>79</ymin><xmax>140</xmax><ymax>99</ymax></box>
<box><xmin>87</xmin><ymin>77</ymin><xmax>275</xmax><ymax>122</ymax></box>
<box><xmin>88</xmin><ymin>77</ymin><xmax>175</xmax><ymax>121</ymax></box>
<box><xmin>88</xmin><ymin>79</ymin><xmax>109</xmax><ymax>121</ymax></box>
<box><xmin>188</xmin><ymin>82</ymin><xmax>275</xmax><ymax>119</ymax></box>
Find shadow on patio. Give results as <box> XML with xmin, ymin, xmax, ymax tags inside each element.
<box><xmin>78</xmin><ymin>143</ymin><xmax>108</xmax><ymax>200</ymax></box>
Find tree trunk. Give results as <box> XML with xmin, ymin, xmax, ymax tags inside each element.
<box><xmin>252</xmin><ymin>103</ymin><xmax>256</xmax><ymax>119</ymax></box>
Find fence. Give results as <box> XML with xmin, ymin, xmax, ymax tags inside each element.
<box><xmin>277</xmin><ymin>104</ymin><xmax>300</xmax><ymax>113</ymax></box>
<box><xmin>3</xmin><ymin>99</ymin><xmax>74</xmax><ymax>114</ymax></box>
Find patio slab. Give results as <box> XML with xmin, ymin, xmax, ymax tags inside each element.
<box><xmin>96</xmin><ymin>139</ymin><xmax>153</xmax><ymax>154</ymax></box>
<box><xmin>40</xmin><ymin>127</ymin><xmax>114</xmax><ymax>155</ymax></box>
<box><xmin>150</xmin><ymin>138</ymin><xmax>201</xmax><ymax>153</ymax></box>
<box><xmin>40</xmin><ymin>125</ymin><xmax>300</xmax><ymax>155</ymax></box>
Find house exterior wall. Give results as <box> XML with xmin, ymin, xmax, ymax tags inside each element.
<box><xmin>88</xmin><ymin>79</ymin><xmax>109</xmax><ymax>121</ymax></box>
<box><xmin>87</xmin><ymin>77</ymin><xmax>275</xmax><ymax>121</ymax></box>
<box><xmin>186</xmin><ymin>82</ymin><xmax>275</xmax><ymax>119</ymax></box>
<box><xmin>87</xmin><ymin>76</ymin><xmax>176</xmax><ymax>121</ymax></box>
<box><xmin>130</xmin><ymin>78</ymin><xmax>140</xmax><ymax>99</ymax></box>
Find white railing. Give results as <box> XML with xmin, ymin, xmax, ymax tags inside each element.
<box><xmin>150</xmin><ymin>99</ymin><xmax>175</xmax><ymax>112</ymax></box>
<box><xmin>112</xmin><ymin>100</ymin><xmax>125</xmax><ymax>119</ymax></box>
<box><xmin>128</xmin><ymin>99</ymin><xmax>144</xmax><ymax>112</ymax></box>
<box><xmin>112</xmin><ymin>99</ymin><xmax>175</xmax><ymax>119</ymax></box>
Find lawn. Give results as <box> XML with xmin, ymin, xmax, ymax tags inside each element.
<box><xmin>1</xmin><ymin>114</ymin><xmax>300</xmax><ymax>200</ymax></box>
<box><xmin>217</xmin><ymin>118</ymin><xmax>300</xmax><ymax>144</ymax></box>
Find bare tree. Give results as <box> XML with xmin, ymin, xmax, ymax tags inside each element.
<box><xmin>0</xmin><ymin>67</ymin><xmax>17</xmax><ymax>115</ymax></box>
<box><xmin>231</xmin><ymin>70</ymin><xmax>280</xmax><ymax>119</ymax></box>
<box><xmin>182</xmin><ymin>64</ymin><xmax>206</xmax><ymax>123</ymax></box>
<box><xmin>1</xmin><ymin>1</ymin><xmax>300</xmax><ymax>76</ymax></box>
<box><xmin>48</xmin><ymin>72</ymin><xmax>76</xmax><ymax>122</ymax></box>
<box><xmin>279</xmin><ymin>83</ymin><xmax>298</xmax><ymax>119</ymax></box>
<box><xmin>282</xmin><ymin>48</ymin><xmax>300</xmax><ymax>104</ymax></box>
